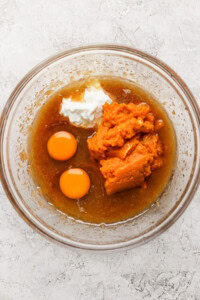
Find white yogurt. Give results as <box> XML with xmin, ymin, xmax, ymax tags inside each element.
<box><xmin>60</xmin><ymin>80</ymin><xmax>112</xmax><ymax>128</ymax></box>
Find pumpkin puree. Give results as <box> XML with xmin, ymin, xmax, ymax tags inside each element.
<box><xmin>88</xmin><ymin>102</ymin><xmax>164</xmax><ymax>195</ymax></box>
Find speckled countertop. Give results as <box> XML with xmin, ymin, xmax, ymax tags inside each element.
<box><xmin>0</xmin><ymin>1</ymin><xmax>200</xmax><ymax>299</ymax></box>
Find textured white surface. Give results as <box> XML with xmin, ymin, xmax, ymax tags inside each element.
<box><xmin>0</xmin><ymin>0</ymin><xmax>200</xmax><ymax>299</ymax></box>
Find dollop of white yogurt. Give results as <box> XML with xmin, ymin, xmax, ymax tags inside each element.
<box><xmin>60</xmin><ymin>80</ymin><xmax>112</xmax><ymax>128</ymax></box>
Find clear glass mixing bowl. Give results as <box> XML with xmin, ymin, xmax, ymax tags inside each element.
<box><xmin>0</xmin><ymin>45</ymin><xmax>200</xmax><ymax>252</ymax></box>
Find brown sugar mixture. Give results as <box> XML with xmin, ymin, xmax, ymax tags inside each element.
<box><xmin>29</xmin><ymin>77</ymin><xmax>176</xmax><ymax>224</ymax></box>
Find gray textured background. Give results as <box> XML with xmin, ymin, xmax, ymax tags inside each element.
<box><xmin>0</xmin><ymin>1</ymin><xmax>200</xmax><ymax>299</ymax></box>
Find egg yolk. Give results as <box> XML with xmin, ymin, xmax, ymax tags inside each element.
<box><xmin>47</xmin><ymin>131</ymin><xmax>77</xmax><ymax>161</ymax></box>
<box><xmin>59</xmin><ymin>168</ymin><xmax>90</xmax><ymax>199</ymax></box>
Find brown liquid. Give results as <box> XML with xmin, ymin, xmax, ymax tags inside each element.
<box><xmin>29</xmin><ymin>77</ymin><xmax>176</xmax><ymax>224</ymax></box>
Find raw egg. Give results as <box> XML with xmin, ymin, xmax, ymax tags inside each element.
<box><xmin>47</xmin><ymin>131</ymin><xmax>77</xmax><ymax>161</ymax></box>
<box><xmin>59</xmin><ymin>168</ymin><xmax>90</xmax><ymax>199</ymax></box>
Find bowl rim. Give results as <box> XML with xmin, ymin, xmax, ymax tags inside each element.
<box><xmin>0</xmin><ymin>44</ymin><xmax>200</xmax><ymax>252</ymax></box>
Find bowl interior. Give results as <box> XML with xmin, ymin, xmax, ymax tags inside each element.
<box><xmin>1</xmin><ymin>46</ymin><xmax>200</xmax><ymax>250</ymax></box>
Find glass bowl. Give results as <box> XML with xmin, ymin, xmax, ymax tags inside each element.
<box><xmin>0</xmin><ymin>45</ymin><xmax>200</xmax><ymax>252</ymax></box>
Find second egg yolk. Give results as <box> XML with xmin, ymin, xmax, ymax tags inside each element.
<box><xmin>47</xmin><ymin>131</ymin><xmax>77</xmax><ymax>161</ymax></box>
<box><xmin>59</xmin><ymin>168</ymin><xmax>90</xmax><ymax>199</ymax></box>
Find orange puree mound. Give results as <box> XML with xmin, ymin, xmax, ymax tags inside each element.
<box><xmin>100</xmin><ymin>134</ymin><xmax>163</xmax><ymax>195</ymax></box>
<box><xmin>87</xmin><ymin>102</ymin><xmax>165</xmax><ymax>195</ymax></box>
<box><xmin>87</xmin><ymin>102</ymin><xmax>155</xmax><ymax>160</ymax></box>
